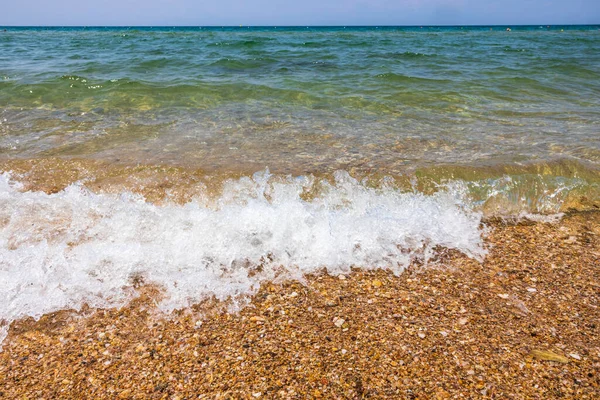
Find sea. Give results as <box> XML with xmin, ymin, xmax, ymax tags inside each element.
<box><xmin>1</xmin><ymin>26</ymin><xmax>599</xmax><ymax>343</ymax></box>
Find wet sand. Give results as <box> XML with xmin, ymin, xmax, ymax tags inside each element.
<box><xmin>1</xmin><ymin>211</ymin><xmax>599</xmax><ymax>399</ymax></box>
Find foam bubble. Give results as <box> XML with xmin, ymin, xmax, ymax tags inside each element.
<box><xmin>0</xmin><ymin>170</ymin><xmax>485</xmax><ymax>344</ymax></box>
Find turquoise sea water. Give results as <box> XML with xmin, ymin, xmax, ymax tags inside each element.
<box><xmin>1</xmin><ymin>26</ymin><xmax>599</xmax><ymax>173</ymax></box>
<box><xmin>1</xmin><ymin>26</ymin><xmax>600</xmax><ymax>341</ymax></box>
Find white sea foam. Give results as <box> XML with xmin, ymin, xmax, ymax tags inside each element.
<box><xmin>0</xmin><ymin>170</ymin><xmax>486</xmax><ymax>344</ymax></box>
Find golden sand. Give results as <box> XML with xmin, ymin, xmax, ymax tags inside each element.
<box><xmin>1</xmin><ymin>211</ymin><xmax>599</xmax><ymax>399</ymax></box>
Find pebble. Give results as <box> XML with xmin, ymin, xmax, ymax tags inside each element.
<box><xmin>333</xmin><ymin>317</ymin><xmax>345</xmax><ymax>328</ymax></box>
<box><xmin>530</xmin><ymin>350</ymin><xmax>570</xmax><ymax>363</ymax></box>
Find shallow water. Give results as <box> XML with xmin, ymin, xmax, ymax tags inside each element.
<box><xmin>1</xmin><ymin>26</ymin><xmax>599</xmax><ymax>172</ymax></box>
<box><xmin>0</xmin><ymin>170</ymin><xmax>487</xmax><ymax>342</ymax></box>
<box><xmin>1</xmin><ymin>26</ymin><xmax>599</xmax><ymax>343</ymax></box>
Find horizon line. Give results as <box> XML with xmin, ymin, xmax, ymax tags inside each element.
<box><xmin>1</xmin><ymin>23</ymin><xmax>599</xmax><ymax>28</ymax></box>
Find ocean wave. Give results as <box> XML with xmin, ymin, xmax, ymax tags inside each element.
<box><xmin>502</xmin><ymin>46</ymin><xmax>530</xmax><ymax>53</ymax></box>
<box><xmin>544</xmin><ymin>64</ymin><xmax>600</xmax><ymax>79</ymax></box>
<box><xmin>208</xmin><ymin>57</ymin><xmax>279</xmax><ymax>70</ymax></box>
<box><xmin>207</xmin><ymin>39</ymin><xmax>272</xmax><ymax>48</ymax></box>
<box><xmin>0</xmin><ymin>170</ymin><xmax>486</xmax><ymax>344</ymax></box>
<box><xmin>374</xmin><ymin>73</ymin><xmax>452</xmax><ymax>84</ymax></box>
<box><xmin>367</xmin><ymin>51</ymin><xmax>438</xmax><ymax>59</ymax></box>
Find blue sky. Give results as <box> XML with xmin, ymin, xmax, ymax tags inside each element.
<box><xmin>1</xmin><ymin>0</ymin><xmax>599</xmax><ymax>26</ymax></box>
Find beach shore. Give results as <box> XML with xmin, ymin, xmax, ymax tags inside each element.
<box><xmin>1</xmin><ymin>210</ymin><xmax>598</xmax><ymax>399</ymax></box>
<box><xmin>2</xmin><ymin>24</ymin><xmax>600</xmax><ymax>399</ymax></box>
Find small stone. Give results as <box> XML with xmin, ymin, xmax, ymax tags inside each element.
<box><xmin>289</xmin><ymin>291</ymin><xmax>298</xmax><ymax>298</ymax></box>
<box><xmin>458</xmin><ymin>318</ymin><xmax>468</xmax><ymax>325</ymax></box>
<box><xmin>249</xmin><ymin>316</ymin><xmax>265</xmax><ymax>322</ymax></box>
<box><xmin>372</xmin><ymin>279</ymin><xmax>383</xmax><ymax>288</ymax></box>
<box><xmin>325</xmin><ymin>299</ymin><xmax>338</xmax><ymax>307</ymax></box>
<box><xmin>569</xmin><ymin>353</ymin><xmax>581</xmax><ymax>360</ymax></box>
<box><xmin>333</xmin><ymin>317</ymin><xmax>345</xmax><ymax>328</ymax></box>
<box><xmin>440</xmin><ymin>331</ymin><xmax>448</xmax><ymax>337</ymax></box>
<box><xmin>526</xmin><ymin>288</ymin><xmax>537</xmax><ymax>293</ymax></box>
<box><xmin>530</xmin><ymin>350</ymin><xmax>569</xmax><ymax>363</ymax></box>
<box><xmin>418</xmin><ymin>332</ymin><xmax>426</xmax><ymax>339</ymax></box>
<box><xmin>498</xmin><ymin>294</ymin><xmax>509</xmax><ymax>299</ymax></box>
<box><xmin>338</xmin><ymin>274</ymin><xmax>346</xmax><ymax>280</ymax></box>
<box><xmin>252</xmin><ymin>392</ymin><xmax>262</xmax><ymax>398</ymax></box>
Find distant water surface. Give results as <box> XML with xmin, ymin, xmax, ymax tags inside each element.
<box><xmin>1</xmin><ymin>25</ymin><xmax>599</xmax><ymax>173</ymax></box>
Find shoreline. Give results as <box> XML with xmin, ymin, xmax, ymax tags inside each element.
<box><xmin>1</xmin><ymin>157</ymin><xmax>599</xmax><ymax>213</ymax></box>
<box><xmin>1</xmin><ymin>211</ymin><xmax>599</xmax><ymax>398</ymax></box>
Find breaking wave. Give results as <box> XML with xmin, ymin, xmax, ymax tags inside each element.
<box><xmin>0</xmin><ymin>170</ymin><xmax>485</xmax><ymax>344</ymax></box>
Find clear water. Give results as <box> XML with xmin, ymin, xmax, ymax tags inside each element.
<box><xmin>1</xmin><ymin>26</ymin><xmax>599</xmax><ymax>343</ymax></box>
<box><xmin>1</xmin><ymin>26</ymin><xmax>599</xmax><ymax>172</ymax></box>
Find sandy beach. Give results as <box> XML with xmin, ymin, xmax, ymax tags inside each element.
<box><xmin>1</xmin><ymin>210</ymin><xmax>598</xmax><ymax>399</ymax></box>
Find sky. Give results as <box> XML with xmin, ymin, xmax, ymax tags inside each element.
<box><xmin>1</xmin><ymin>0</ymin><xmax>599</xmax><ymax>26</ymax></box>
